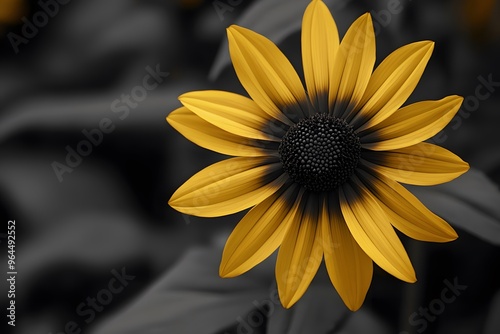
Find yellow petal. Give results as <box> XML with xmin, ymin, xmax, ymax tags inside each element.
<box><xmin>227</xmin><ymin>25</ymin><xmax>308</xmax><ymax>125</ymax></box>
<box><xmin>220</xmin><ymin>183</ymin><xmax>303</xmax><ymax>277</ymax></box>
<box><xmin>167</xmin><ymin>107</ymin><xmax>278</xmax><ymax>157</ymax></box>
<box><xmin>179</xmin><ymin>90</ymin><xmax>286</xmax><ymax>141</ymax></box>
<box><xmin>169</xmin><ymin>156</ymin><xmax>287</xmax><ymax>217</ymax></box>
<box><xmin>351</xmin><ymin>41</ymin><xmax>434</xmax><ymax>131</ymax></box>
<box><xmin>362</xmin><ymin>142</ymin><xmax>470</xmax><ymax>185</ymax></box>
<box><xmin>276</xmin><ymin>192</ymin><xmax>323</xmax><ymax>308</ymax></box>
<box><xmin>322</xmin><ymin>194</ymin><xmax>373</xmax><ymax>311</ymax></box>
<box><xmin>361</xmin><ymin>96</ymin><xmax>463</xmax><ymax>151</ymax></box>
<box><xmin>329</xmin><ymin>13</ymin><xmax>375</xmax><ymax>118</ymax></box>
<box><xmin>302</xmin><ymin>0</ymin><xmax>339</xmax><ymax>112</ymax></box>
<box><xmin>356</xmin><ymin>169</ymin><xmax>458</xmax><ymax>242</ymax></box>
<box><xmin>339</xmin><ymin>180</ymin><xmax>416</xmax><ymax>282</ymax></box>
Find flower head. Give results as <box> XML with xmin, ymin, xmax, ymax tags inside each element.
<box><xmin>167</xmin><ymin>0</ymin><xmax>469</xmax><ymax>311</ymax></box>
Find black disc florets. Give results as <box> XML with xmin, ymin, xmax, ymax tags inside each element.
<box><xmin>279</xmin><ymin>113</ymin><xmax>361</xmax><ymax>192</ymax></box>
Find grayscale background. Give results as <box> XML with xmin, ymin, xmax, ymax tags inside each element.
<box><xmin>1</xmin><ymin>0</ymin><xmax>500</xmax><ymax>333</ymax></box>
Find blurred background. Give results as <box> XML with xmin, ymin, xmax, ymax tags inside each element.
<box><xmin>0</xmin><ymin>0</ymin><xmax>499</xmax><ymax>333</ymax></box>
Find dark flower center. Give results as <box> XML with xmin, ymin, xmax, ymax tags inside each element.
<box><xmin>279</xmin><ymin>113</ymin><xmax>361</xmax><ymax>192</ymax></box>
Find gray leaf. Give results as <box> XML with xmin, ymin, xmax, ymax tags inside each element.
<box><xmin>267</xmin><ymin>283</ymin><xmax>347</xmax><ymax>334</ymax></box>
<box><xmin>92</xmin><ymin>243</ymin><xmax>273</xmax><ymax>334</ymax></box>
<box><xmin>267</xmin><ymin>279</ymin><xmax>389</xmax><ymax>334</ymax></box>
<box><xmin>408</xmin><ymin>169</ymin><xmax>500</xmax><ymax>245</ymax></box>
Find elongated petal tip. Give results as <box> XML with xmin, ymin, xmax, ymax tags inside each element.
<box><xmin>457</xmin><ymin>160</ymin><xmax>471</xmax><ymax>176</ymax></box>
<box><xmin>351</xmin><ymin>13</ymin><xmax>374</xmax><ymax>35</ymax></box>
<box><xmin>177</xmin><ymin>94</ymin><xmax>194</xmax><ymax>108</ymax></box>
<box><xmin>346</xmin><ymin>293</ymin><xmax>370</xmax><ymax>311</ymax></box>
<box><xmin>394</xmin><ymin>268</ymin><xmax>417</xmax><ymax>283</ymax></box>
<box><xmin>177</xmin><ymin>92</ymin><xmax>189</xmax><ymax>102</ymax></box>
<box><xmin>424</xmin><ymin>40</ymin><xmax>435</xmax><ymax>49</ymax></box>
<box><xmin>446</xmin><ymin>94</ymin><xmax>464</xmax><ymax>106</ymax></box>
<box><xmin>399</xmin><ymin>265</ymin><xmax>417</xmax><ymax>283</ymax></box>
<box><xmin>447</xmin><ymin>228</ymin><xmax>459</xmax><ymax>241</ymax></box>
<box><xmin>401</xmin><ymin>267</ymin><xmax>417</xmax><ymax>283</ymax></box>
<box><xmin>279</xmin><ymin>285</ymin><xmax>311</xmax><ymax>308</ymax></box>
<box><xmin>400</xmin><ymin>267</ymin><xmax>417</xmax><ymax>283</ymax></box>
<box><xmin>226</xmin><ymin>26</ymin><xmax>235</xmax><ymax>41</ymax></box>
<box><xmin>178</xmin><ymin>93</ymin><xmax>203</xmax><ymax>107</ymax></box>
<box><xmin>347</xmin><ymin>303</ymin><xmax>361</xmax><ymax>312</ymax></box>
<box><xmin>226</xmin><ymin>25</ymin><xmax>256</xmax><ymax>46</ymax></box>
<box><xmin>421</xmin><ymin>224</ymin><xmax>458</xmax><ymax>243</ymax></box>
<box><xmin>360</xmin><ymin>12</ymin><xmax>373</xmax><ymax>26</ymax></box>
<box><xmin>464</xmin><ymin>161</ymin><xmax>471</xmax><ymax>171</ymax></box>
<box><xmin>306</xmin><ymin>0</ymin><xmax>328</xmax><ymax>13</ymax></box>
<box><xmin>418</xmin><ymin>40</ymin><xmax>435</xmax><ymax>58</ymax></box>
<box><xmin>278</xmin><ymin>290</ymin><xmax>299</xmax><ymax>309</ymax></box>
<box><xmin>166</xmin><ymin>108</ymin><xmax>182</xmax><ymax>126</ymax></box>
<box><xmin>219</xmin><ymin>271</ymin><xmax>231</xmax><ymax>278</ymax></box>
<box><xmin>226</xmin><ymin>24</ymin><xmax>242</xmax><ymax>36</ymax></box>
<box><xmin>168</xmin><ymin>190</ymin><xmax>200</xmax><ymax>216</ymax></box>
<box><xmin>219</xmin><ymin>253</ymin><xmax>239</xmax><ymax>278</ymax></box>
<box><xmin>410</xmin><ymin>40</ymin><xmax>435</xmax><ymax>54</ymax></box>
<box><xmin>341</xmin><ymin>293</ymin><xmax>366</xmax><ymax>311</ymax></box>
<box><xmin>167</xmin><ymin>198</ymin><xmax>185</xmax><ymax>214</ymax></box>
<box><xmin>166</xmin><ymin>115</ymin><xmax>177</xmax><ymax>127</ymax></box>
<box><xmin>281</xmin><ymin>299</ymin><xmax>294</xmax><ymax>309</ymax></box>
<box><xmin>219</xmin><ymin>264</ymin><xmax>235</xmax><ymax>278</ymax></box>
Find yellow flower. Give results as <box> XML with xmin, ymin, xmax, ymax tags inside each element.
<box><xmin>167</xmin><ymin>0</ymin><xmax>469</xmax><ymax>311</ymax></box>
